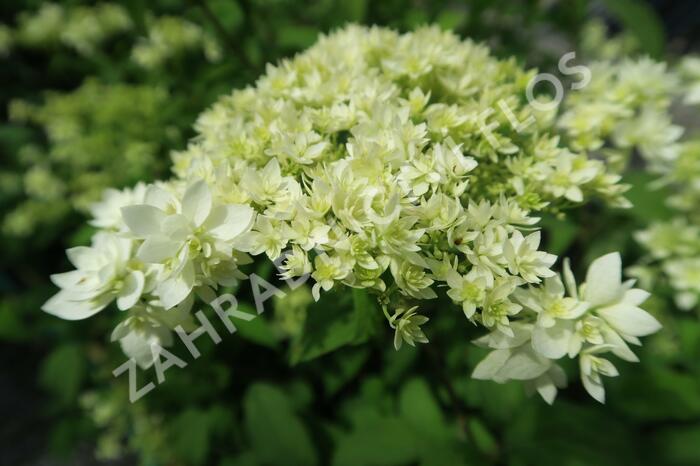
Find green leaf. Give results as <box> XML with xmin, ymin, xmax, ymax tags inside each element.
<box><xmin>468</xmin><ymin>418</ymin><xmax>499</xmax><ymax>458</ymax></box>
<box><xmin>235</xmin><ymin>303</ymin><xmax>280</xmax><ymax>349</ymax></box>
<box><xmin>540</xmin><ymin>214</ymin><xmax>578</xmax><ymax>256</ymax></box>
<box><xmin>322</xmin><ymin>346</ymin><xmax>370</xmax><ymax>396</ymax></box>
<box><xmin>399</xmin><ymin>378</ymin><xmax>446</xmax><ymax>437</ymax></box>
<box><xmin>601</xmin><ymin>0</ymin><xmax>665</xmax><ymax>58</ymax></box>
<box><xmin>208</xmin><ymin>0</ymin><xmax>244</xmax><ymax>32</ymax></box>
<box><xmin>0</xmin><ymin>303</ymin><xmax>28</xmax><ymax>341</ymax></box>
<box><xmin>333</xmin><ymin>416</ymin><xmax>419</xmax><ymax>466</ymax></box>
<box><xmin>244</xmin><ymin>383</ymin><xmax>317</xmax><ymax>466</ymax></box>
<box><xmin>351</xmin><ymin>288</ymin><xmax>382</xmax><ymax>340</ymax></box>
<box><xmin>39</xmin><ymin>344</ymin><xmax>85</xmax><ymax>404</ymax></box>
<box><xmin>613</xmin><ymin>366</ymin><xmax>700</xmax><ymax>421</ymax></box>
<box><xmin>277</xmin><ymin>26</ymin><xmax>319</xmax><ymax>50</ymax></box>
<box><xmin>652</xmin><ymin>426</ymin><xmax>700</xmax><ymax>464</ymax></box>
<box><xmin>436</xmin><ymin>9</ymin><xmax>468</xmax><ymax>31</ymax></box>
<box><xmin>622</xmin><ymin>171</ymin><xmax>673</xmax><ymax>222</ymax></box>
<box><xmin>290</xmin><ymin>290</ymin><xmax>371</xmax><ymax>364</ymax></box>
<box><xmin>335</xmin><ymin>0</ymin><xmax>367</xmax><ymax>22</ymax></box>
<box><xmin>220</xmin><ymin>452</ymin><xmax>260</xmax><ymax>466</ymax></box>
<box><xmin>170</xmin><ymin>408</ymin><xmax>213</xmax><ymax>466</ymax></box>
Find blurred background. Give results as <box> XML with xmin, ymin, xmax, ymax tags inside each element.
<box><xmin>1</xmin><ymin>1</ymin><xmax>700</xmax><ymax>465</ymax></box>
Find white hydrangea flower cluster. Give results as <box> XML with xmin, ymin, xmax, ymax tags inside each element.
<box><xmin>131</xmin><ymin>16</ymin><xmax>221</xmax><ymax>69</ymax></box>
<box><xmin>634</xmin><ymin>219</ymin><xmax>700</xmax><ymax>310</ymax></box>
<box><xmin>44</xmin><ymin>26</ymin><xmax>660</xmax><ymax>402</ymax></box>
<box><xmin>559</xmin><ymin>57</ymin><xmax>684</xmax><ymax>172</ymax></box>
<box><xmin>632</xmin><ymin>140</ymin><xmax>700</xmax><ymax>311</ymax></box>
<box><xmin>585</xmin><ymin>53</ymin><xmax>700</xmax><ymax>312</ymax></box>
<box><xmin>678</xmin><ymin>56</ymin><xmax>700</xmax><ymax>105</ymax></box>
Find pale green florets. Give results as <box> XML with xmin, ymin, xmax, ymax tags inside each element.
<box><xmin>612</xmin><ymin>55</ymin><xmax>700</xmax><ymax>312</ymax></box>
<box><xmin>0</xmin><ymin>24</ymin><xmax>12</xmax><ymax>57</ymax></box>
<box><xmin>4</xmin><ymin>80</ymin><xmax>174</xmax><ymax>236</ymax></box>
<box><xmin>632</xmin><ymin>141</ymin><xmax>700</xmax><ymax>311</ymax></box>
<box><xmin>14</xmin><ymin>3</ymin><xmax>132</xmax><ymax>56</ymax></box>
<box><xmin>44</xmin><ymin>25</ymin><xmax>662</xmax><ymax>404</ymax></box>
<box><xmin>131</xmin><ymin>16</ymin><xmax>221</xmax><ymax>69</ymax></box>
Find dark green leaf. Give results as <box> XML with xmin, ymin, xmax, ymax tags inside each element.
<box><xmin>601</xmin><ymin>0</ymin><xmax>665</xmax><ymax>58</ymax></box>
<box><xmin>39</xmin><ymin>344</ymin><xmax>85</xmax><ymax>404</ymax></box>
<box><xmin>244</xmin><ymin>383</ymin><xmax>317</xmax><ymax>466</ymax></box>
<box><xmin>170</xmin><ymin>408</ymin><xmax>214</xmax><ymax>466</ymax></box>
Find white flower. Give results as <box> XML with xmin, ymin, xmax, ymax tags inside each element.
<box><xmin>445</xmin><ymin>268</ymin><xmax>486</xmax><ymax>318</ymax></box>
<box><xmin>583</xmin><ymin>253</ymin><xmax>661</xmax><ymax>338</ymax></box>
<box><xmin>526</xmin><ymin>365</ymin><xmax>567</xmax><ymax>405</ymax></box>
<box><xmin>310</xmin><ymin>254</ymin><xmax>352</xmax><ymax>301</ymax></box>
<box><xmin>389</xmin><ymin>306</ymin><xmax>429</xmax><ymax>350</ymax></box>
<box><xmin>237</xmin><ymin>215</ymin><xmax>295</xmax><ymax>259</ymax></box>
<box><xmin>663</xmin><ymin>258</ymin><xmax>700</xmax><ymax>310</ymax></box>
<box><xmin>111</xmin><ymin>302</ymin><xmax>196</xmax><ymax>368</ymax></box>
<box><xmin>580</xmin><ymin>346</ymin><xmax>620</xmax><ymax>403</ymax></box>
<box><xmin>42</xmin><ymin>232</ymin><xmax>145</xmax><ymax>319</ymax></box>
<box><xmin>503</xmin><ymin>231</ymin><xmax>557</xmax><ymax>283</ymax></box>
<box><xmin>480</xmin><ymin>279</ymin><xmax>523</xmax><ymax>337</ymax></box>
<box><xmin>89</xmin><ymin>182</ymin><xmax>147</xmax><ymax>230</ymax></box>
<box><xmin>515</xmin><ymin>275</ymin><xmax>589</xmax><ymax>359</ymax></box>
<box><xmin>472</xmin><ymin>345</ymin><xmax>552</xmax><ymax>383</ymax></box>
<box><xmin>545</xmin><ymin>153</ymin><xmax>598</xmax><ymax>202</ymax></box>
<box><xmin>121</xmin><ymin>180</ymin><xmax>255</xmax><ymax>309</ymax></box>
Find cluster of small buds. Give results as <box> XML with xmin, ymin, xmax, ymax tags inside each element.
<box><xmin>44</xmin><ymin>26</ymin><xmax>661</xmax><ymax>402</ymax></box>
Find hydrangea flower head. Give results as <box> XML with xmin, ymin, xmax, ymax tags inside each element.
<box><xmin>44</xmin><ymin>26</ymin><xmax>660</xmax><ymax>399</ymax></box>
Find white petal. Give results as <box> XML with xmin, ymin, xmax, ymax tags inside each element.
<box><xmin>110</xmin><ymin>320</ymin><xmax>131</xmax><ymax>341</ymax></box>
<box><xmin>496</xmin><ymin>348</ymin><xmax>550</xmax><ymax>381</ymax></box>
<box><xmin>66</xmin><ymin>246</ymin><xmax>101</xmax><ymax>270</ymax></box>
<box><xmin>121</xmin><ymin>205</ymin><xmax>165</xmax><ymax>237</ymax></box>
<box><xmin>119</xmin><ymin>328</ymin><xmax>171</xmax><ymax>369</ymax></box>
<box><xmin>137</xmin><ymin>236</ymin><xmax>182</xmax><ymax>263</ymax></box>
<box><xmin>581</xmin><ymin>373</ymin><xmax>606</xmax><ymax>403</ymax></box>
<box><xmin>474</xmin><ymin>321</ymin><xmax>534</xmax><ymax>349</ymax></box>
<box><xmin>525</xmin><ymin>231</ymin><xmax>541</xmax><ymax>249</ymax></box>
<box><xmin>535</xmin><ymin>376</ymin><xmax>558</xmax><ymax>405</ymax></box>
<box><xmin>601</xmin><ymin>325</ymin><xmax>639</xmax><ymax>362</ymax></box>
<box><xmin>567</xmin><ymin>301</ymin><xmax>591</xmax><ymax>319</ymax></box>
<box><xmin>157</xmin><ymin>261</ymin><xmax>195</xmax><ymax>309</ymax></box>
<box><xmin>471</xmin><ymin>349</ymin><xmax>510</xmax><ymax>380</ymax></box>
<box><xmin>144</xmin><ymin>185</ymin><xmax>177</xmax><ymax>211</ymax></box>
<box><xmin>584</xmin><ymin>252</ymin><xmax>622</xmax><ymax>306</ymax></box>
<box><xmin>597</xmin><ymin>304</ymin><xmax>662</xmax><ymax>337</ymax></box>
<box><xmin>208</xmin><ymin>204</ymin><xmax>255</xmax><ymax>241</ymax></box>
<box><xmin>50</xmin><ymin>270</ymin><xmax>93</xmax><ymax>289</ymax></box>
<box><xmin>532</xmin><ymin>323</ymin><xmax>572</xmax><ymax>359</ymax></box>
<box><xmin>562</xmin><ymin>258</ymin><xmax>578</xmax><ymax>299</ymax></box>
<box><xmin>161</xmin><ymin>214</ymin><xmax>191</xmax><ymax>241</ymax></box>
<box><xmin>182</xmin><ymin>180</ymin><xmax>212</xmax><ymax>227</ymax></box>
<box><xmin>623</xmin><ymin>288</ymin><xmax>650</xmax><ymax>306</ymax></box>
<box><xmin>117</xmin><ymin>271</ymin><xmax>145</xmax><ymax>310</ymax></box>
<box><xmin>42</xmin><ymin>290</ymin><xmax>110</xmax><ymax>320</ymax></box>
<box><xmin>565</xmin><ymin>186</ymin><xmax>583</xmax><ymax>202</ymax></box>
<box><xmin>544</xmin><ymin>275</ymin><xmax>565</xmax><ymax>296</ymax></box>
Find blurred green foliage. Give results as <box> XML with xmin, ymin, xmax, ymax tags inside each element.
<box><xmin>1</xmin><ymin>1</ymin><xmax>699</xmax><ymax>465</ymax></box>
